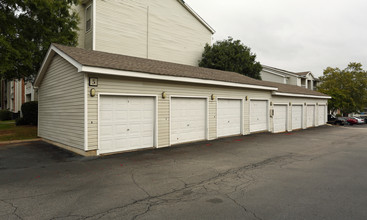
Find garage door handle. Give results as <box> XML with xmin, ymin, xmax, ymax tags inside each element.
<box><xmin>187</xmin><ymin>124</ymin><xmax>190</xmax><ymax>127</ymax></box>
<box><xmin>127</xmin><ymin>129</ymin><xmax>130</xmax><ymax>131</ymax></box>
<box><xmin>228</xmin><ymin>121</ymin><xmax>230</xmax><ymax>123</ymax></box>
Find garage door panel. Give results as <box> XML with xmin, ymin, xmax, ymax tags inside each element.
<box><xmin>307</xmin><ymin>105</ymin><xmax>315</xmax><ymax>127</ymax></box>
<box><xmin>318</xmin><ymin>106</ymin><xmax>326</xmax><ymax>125</ymax></box>
<box><xmin>218</xmin><ymin>99</ymin><xmax>241</xmax><ymax>137</ymax></box>
<box><xmin>171</xmin><ymin>98</ymin><xmax>206</xmax><ymax>145</ymax></box>
<box><xmin>99</xmin><ymin>96</ymin><xmax>155</xmax><ymax>154</ymax></box>
<box><xmin>250</xmin><ymin>100</ymin><xmax>268</xmax><ymax>132</ymax></box>
<box><xmin>273</xmin><ymin>105</ymin><xmax>287</xmax><ymax>133</ymax></box>
<box><xmin>292</xmin><ymin>105</ymin><xmax>302</xmax><ymax>130</ymax></box>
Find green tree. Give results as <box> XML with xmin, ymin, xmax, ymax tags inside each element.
<box><xmin>318</xmin><ymin>62</ymin><xmax>367</xmax><ymax>115</ymax></box>
<box><xmin>198</xmin><ymin>37</ymin><xmax>262</xmax><ymax>80</ymax></box>
<box><xmin>0</xmin><ymin>0</ymin><xmax>79</xmax><ymax>80</ymax></box>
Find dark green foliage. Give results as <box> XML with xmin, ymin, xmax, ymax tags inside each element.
<box><xmin>198</xmin><ymin>37</ymin><xmax>262</xmax><ymax>80</ymax></box>
<box><xmin>318</xmin><ymin>62</ymin><xmax>367</xmax><ymax>115</ymax></box>
<box><xmin>21</xmin><ymin>101</ymin><xmax>38</xmax><ymax>125</ymax></box>
<box><xmin>0</xmin><ymin>0</ymin><xmax>79</xmax><ymax>80</ymax></box>
<box><xmin>0</xmin><ymin>109</ymin><xmax>12</xmax><ymax>121</ymax></box>
<box><xmin>15</xmin><ymin>117</ymin><xmax>27</xmax><ymax>126</ymax></box>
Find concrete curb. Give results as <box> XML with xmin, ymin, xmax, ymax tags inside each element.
<box><xmin>0</xmin><ymin>138</ymin><xmax>42</xmax><ymax>145</ymax></box>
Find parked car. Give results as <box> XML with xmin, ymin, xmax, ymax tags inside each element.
<box><xmin>358</xmin><ymin>116</ymin><xmax>367</xmax><ymax>124</ymax></box>
<box><xmin>327</xmin><ymin>115</ymin><xmax>346</xmax><ymax>125</ymax></box>
<box><xmin>346</xmin><ymin>117</ymin><xmax>358</xmax><ymax>125</ymax></box>
<box><xmin>351</xmin><ymin>117</ymin><xmax>365</xmax><ymax>124</ymax></box>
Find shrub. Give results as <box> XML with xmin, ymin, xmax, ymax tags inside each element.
<box><xmin>0</xmin><ymin>110</ymin><xmax>12</xmax><ymax>121</ymax></box>
<box><xmin>15</xmin><ymin>117</ymin><xmax>27</xmax><ymax>126</ymax></box>
<box><xmin>21</xmin><ymin>101</ymin><xmax>38</xmax><ymax>125</ymax></box>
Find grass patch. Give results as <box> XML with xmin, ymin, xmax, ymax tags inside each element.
<box><xmin>0</xmin><ymin>120</ymin><xmax>38</xmax><ymax>141</ymax></box>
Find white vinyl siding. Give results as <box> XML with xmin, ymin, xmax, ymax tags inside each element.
<box><xmin>38</xmin><ymin>55</ymin><xmax>84</xmax><ymax>149</ymax></box>
<box><xmin>86</xmin><ymin>74</ymin><xmax>272</xmax><ymax>150</ymax></box>
<box><xmin>94</xmin><ymin>0</ymin><xmax>212</xmax><ymax>66</ymax></box>
<box><xmin>260</xmin><ymin>71</ymin><xmax>286</xmax><ymax>84</ymax></box>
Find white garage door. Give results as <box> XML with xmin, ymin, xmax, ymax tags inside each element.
<box><xmin>99</xmin><ymin>96</ymin><xmax>155</xmax><ymax>154</ymax></box>
<box><xmin>273</xmin><ymin>105</ymin><xmax>287</xmax><ymax>133</ymax></box>
<box><xmin>292</xmin><ymin>105</ymin><xmax>303</xmax><ymax>130</ymax></box>
<box><xmin>171</xmin><ymin>98</ymin><xmax>206</xmax><ymax>145</ymax></box>
<box><xmin>306</xmin><ymin>105</ymin><xmax>315</xmax><ymax>127</ymax></box>
<box><xmin>318</xmin><ymin>105</ymin><xmax>326</xmax><ymax>125</ymax></box>
<box><xmin>217</xmin><ymin>99</ymin><xmax>242</xmax><ymax>137</ymax></box>
<box><xmin>250</xmin><ymin>100</ymin><xmax>268</xmax><ymax>133</ymax></box>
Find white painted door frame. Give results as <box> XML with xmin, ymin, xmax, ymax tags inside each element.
<box><xmin>169</xmin><ymin>95</ymin><xmax>209</xmax><ymax>146</ymax></box>
<box><xmin>249</xmin><ymin>98</ymin><xmax>270</xmax><ymax>133</ymax></box>
<box><xmin>216</xmin><ymin>97</ymin><xmax>244</xmax><ymax>138</ymax></box>
<box><xmin>97</xmin><ymin>93</ymin><xmax>158</xmax><ymax>155</ymax></box>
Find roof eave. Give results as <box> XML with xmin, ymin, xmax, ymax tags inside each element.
<box><xmin>272</xmin><ymin>91</ymin><xmax>331</xmax><ymax>99</ymax></box>
<box><xmin>177</xmin><ymin>0</ymin><xmax>215</xmax><ymax>34</ymax></box>
<box><xmin>34</xmin><ymin>45</ymin><xmax>83</xmax><ymax>88</ymax></box>
<box><xmin>81</xmin><ymin>65</ymin><xmax>278</xmax><ymax>91</ymax></box>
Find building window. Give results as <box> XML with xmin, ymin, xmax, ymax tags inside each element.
<box><xmin>85</xmin><ymin>5</ymin><xmax>92</xmax><ymax>32</ymax></box>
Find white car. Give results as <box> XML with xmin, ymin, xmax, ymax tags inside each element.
<box><xmin>351</xmin><ymin>117</ymin><xmax>365</xmax><ymax>124</ymax></box>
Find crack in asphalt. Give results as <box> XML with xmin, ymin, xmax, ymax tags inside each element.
<box><xmin>0</xmin><ymin>199</ymin><xmax>23</xmax><ymax>220</ymax></box>
<box><xmin>80</xmin><ymin>153</ymin><xmax>295</xmax><ymax>220</ymax></box>
<box><xmin>2</xmin><ymin>153</ymin><xmax>299</xmax><ymax>220</ymax></box>
<box><xmin>224</xmin><ymin>194</ymin><xmax>263</xmax><ymax>220</ymax></box>
<box><xmin>131</xmin><ymin>170</ymin><xmax>151</xmax><ymax>197</ymax></box>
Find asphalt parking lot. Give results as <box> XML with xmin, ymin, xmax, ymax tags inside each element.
<box><xmin>1</xmin><ymin>124</ymin><xmax>367</xmax><ymax>220</ymax></box>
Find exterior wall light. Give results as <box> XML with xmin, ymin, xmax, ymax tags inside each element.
<box><xmin>289</xmin><ymin>102</ymin><xmax>292</xmax><ymax>106</ymax></box>
<box><xmin>304</xmin><ymin>102</ymin><xmax>307</xmax><ymax>106</ymax></box>
<box><xmin>270</xmin><ymin>101</ymin><xmax>273</xmax><ymax>106</ymax></box>
<box><xmin>162</xmin><ymin>92</ymin><xmax>167</xmax><ymax>99</ymax></box>
<box><xmin>211</xmin><ymin>94</ymin><xmax>215</xmax><ymax>100</ymax></box>
<box><xmin>90</xmin><ymin>88</ymin><xmax>96</xmax><ymax>97</ymax></box>
<box><xmin>245</xmin><ymin>96</ymin><xmax>248</xmax><ymax>101</ymax></box>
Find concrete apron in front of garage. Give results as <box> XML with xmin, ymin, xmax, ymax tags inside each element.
<box><xmin>1</xmin><ymin>125</ymin><xmax>367</xmax><ymax>220</ymax></box>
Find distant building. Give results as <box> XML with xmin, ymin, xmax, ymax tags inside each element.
<box><xmin>0</xmin><ymin>79</ymin><xmax>37</xmax><ymax>114</ymax></box>
<box><xmin>261</xmin><ymin>65</ymin><xmax>319</xmax><ymax>90</ymax></box>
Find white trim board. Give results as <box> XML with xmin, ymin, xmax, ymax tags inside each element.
<box><xmin>81</xmin><ymin>66</ymin><xmax>278</xmax><ymax>91</ymax></box>
<box><xmin>273</xmin><ymin>92</ymin><xmax>331</xmax><ymax>99</ymax></box>
<box><xmin>34</xmin><ymin>45</ymin><xmax>83</xmax><ymax>87</ymax></box>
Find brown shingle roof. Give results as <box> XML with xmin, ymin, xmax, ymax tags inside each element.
<box><xmin>53</xmin><ymin>44</ymin><xmax>329</xmax><ymax>98</ymax></box>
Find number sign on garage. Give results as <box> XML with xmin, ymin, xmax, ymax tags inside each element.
<box><xmin>273</xmin><ymin>104</ymin><xmax>287</xmax><ymax>133</ymax></box>
<box><xmin>306</xmin><ymin>105</ymin><xmax>315</xmax><ymax>128</ymax></box>
<box><xmin>171</xmin><ymin>97</ymin><xmax>207</xmax><ymax>145</ymax></box>
<box><xmin>291</xmin><ymin>105</ymin><xmax>303</xmax><ymax>130</ymax></box>
<box><xmin>217</xmin><ymin>99</ymin><xmax>242</xmax><ymax>137</ymax></box>
<box><xmin>99</xmin><ymin>95</ymin><xmax>155</xmax><ymax>154</ymax></box>
<box><xmin>250</xmin><ymin>100</ymin><xmax>268</xmax><ymax>133</ymax></box>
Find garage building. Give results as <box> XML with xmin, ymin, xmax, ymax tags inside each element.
<box><xmin>34</xmin><ymin>44</ymin><xmax>330</xmax><ymax>156</ymax></box>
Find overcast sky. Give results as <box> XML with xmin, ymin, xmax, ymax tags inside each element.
<box><xmin>185</xmin><ymin>0</ymin><xmax>367</xmax><ymax>77</ymax></box>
